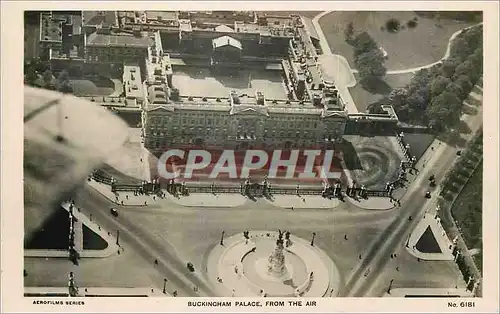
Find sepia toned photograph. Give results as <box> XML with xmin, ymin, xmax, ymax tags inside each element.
<box><xmin>1</xmin><ymin>1</ymin><xmax>498</xmax><ymax>312</ymax></box>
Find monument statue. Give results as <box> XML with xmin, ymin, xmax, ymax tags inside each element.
<box><xmin>268</xmin><ymin>230</ymin><xmax>288</xmax><ymax>278</ymax></box>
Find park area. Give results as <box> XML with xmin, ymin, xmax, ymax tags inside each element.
<box><xmin>348</xmin><ymin>72</ymin><xmax>414</xmax><ymax>112</ymax></box>
<box><xmin>450</xmin><ymin>162</ymin><xmax>482</xmax><ymax>271</ymax></box>
<box><xmin>319</xmin><ymin>11</ymin><xmax>479</xmax><ymax>71</ymax></box>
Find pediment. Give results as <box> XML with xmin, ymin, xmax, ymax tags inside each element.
<box><xmin>147</xmin><ymin>105</ymin><xmax>175</xmax><ymax>113</ymax></box>
<box><xmin>231</xmin><ymin>106</ymin><xmax>269</xmax><ymax>116</ymax></box>
<box><xmin>323</xmin><ymin>111</ymin><xmax>348</xmax><ymax>119</ymax></box>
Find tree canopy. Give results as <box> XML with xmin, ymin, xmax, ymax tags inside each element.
<box><xmin>353</xmin><ymin>32</ymin><xmax>379</xmax><ymax>59</ymax></box>
<box><xmin>390</xmin><ymin>24</ymin><xmax>482</xmax><ymax>131</ymax></box>
<box><xmin>351</xmin><ymin>32</ymin><xmax>387</xmax><ymax>87</ymax></box>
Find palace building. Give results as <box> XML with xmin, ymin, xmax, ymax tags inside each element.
<box><xmin>40</xmin><ymin>11</ymin><xmax>399</xmax><ymax>156</ymax></box>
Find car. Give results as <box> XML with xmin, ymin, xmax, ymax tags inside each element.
<box><xmin>110</xmin><ymin>208</ymin><xmax>118</xmax><ymax>217</ymax></box>
<box><xmin>425</xmin><ymin>191</ymin><xmax>431</xmax><ymax>199</ymax></box>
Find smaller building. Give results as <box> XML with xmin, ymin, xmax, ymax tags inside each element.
<box><xmin>84</xmin><ymin>31</ymin><xmax>153</xmax><ymax>65</ymax></box>
<box><xmin>82</xmin><ymin>11</ymin><xmax>118</xmax><ymax>34</ymax></box>
<box><xmin>211</xmin><ymin>36</ymin><xmax>242</xmax><ymax>65</ymax></box>
<box><xmin>123</xmin><ymin>64</ymin><xmax>144</xmax><ymax>107</ymax></box>
<box><xmin>40</xmin><ymin>12</ymin><xmax>63</xmax><ymax>54</ymax></box>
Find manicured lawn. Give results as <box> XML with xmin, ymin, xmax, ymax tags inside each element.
<box><xmin>401</xmin><ymin>132</ymin><xmax>435</xmax><ymax>161</ymax></box>
<box><xmin>319</xmin><ymin>11</ymin><xmax>478</xmax><ymax>70</ymax></box>
<box><xmin>416</xmin><ymin>226</ymin><xmax>442</xmax><ymax>253</ymax></box>
<box><xmin>82</xmin><ymin>225</ymin><xmax>109</xmax><ymax>250</ymax></box>
<box><xmin>25</xmin><ymin>208</ymin><xmax>70</xmax><ymax>250</ymax></box>
<box><xmin>348</xmin><ymin>72</ymin><xmax>414</xmax><ymax>112</ymax></box>
<box><xmin>450</xmin><ymin>161</ymin><xmax>482</xmax><ymax>269</ymax></box>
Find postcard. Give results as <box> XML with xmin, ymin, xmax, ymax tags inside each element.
<box><xmin>1</xmin><ymin>1</ymin><xmax>498</xmax><ymax>313</ymax></box>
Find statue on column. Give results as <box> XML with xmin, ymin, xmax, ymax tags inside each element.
<box><xmin>268</xmin><ymin>230</ymin><xmax>288</xmax><ymax>278</ymax></box>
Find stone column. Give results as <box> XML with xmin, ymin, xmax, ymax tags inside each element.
<box><xmin>268</xmin><ymin>234</ymin><xmax>288</xmax><ymax>278</ymax></box>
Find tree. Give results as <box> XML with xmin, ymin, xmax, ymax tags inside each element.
<box><xmin>450</xmin><ymin>37</ymin><xmax>471</xmax><ymax>62</ymax></box>
<box><xmin>407</xmin><ymin>68</ymin><xmax>431</xmax><ymax>94</ymax></box>
<box><xmin>389</xmin><ymin>88</ymin><xmax>408</xmax><ymax>108</ymax></box>
<box><xmin>356</xmin><ymin>49</ymin><xmax>387</xmax><ymax>83</ymax></box>
<box><xmin>42</xmin><ymin>70</ymin><xmax>55</xmax><ymax>90</ymax></box>
<box><xmin>470</xmin><ymin>47</ymin><xmax>483</xmax><ymax>72</ymax></box>
<box><xmin>344</xmin><ymin>22</ymin><xmax>354</xmax><ymax>43</ymax></box>
<box><xmin>465</xmin><ymin>25</ymin><xmax>483</xmax><ymax>48</ymax></box>
<box><xmin>454</xmin><ymin>59</ymin><xmax>480</xmax><ymax>83</ymax></box>
<box><xmin>352</xmin><ymin>32</ymin><xmax>378</xmax><ymax>58</ymax></box>
<box><xmin>389</xmin><ymin>88</ymin><xmax>410</xmax><ymax>120</ymax></box>
<box><xmin>426</xmin><ymin>90</ymin><xmax>462</xmax><ymax>131</ymax></box>
<box><xmin>57</xmin><ymin>70</ymin><xmax>73</xmax><ymax>94</ymax></box>
<box><xmin>439</xmin><ymin>58</ymin><xmax>460</xmax><ymax>78</ymax></box>
<box><xmin>454</xmin><ymin>75</ymin><xmax>473</xmax><ymax>99</ymax></box>
<box><xmin>430</xmin><ymin>75</ymin><xmax>452</xmax><ymax>97</ymax></box>
<box><xmin>24</xmin><ymin>61</ymin><xmax>38</xmax><ymax>86</ymax></box>
<box><xmin>407</xmin><ymin>89</ymin><xmax>430</xmax><ymax>111</ymax></box>
<box><xmin>445</xmin><ymin>82</ymin><xmax>464</xmax><ymax>100</ymax></box>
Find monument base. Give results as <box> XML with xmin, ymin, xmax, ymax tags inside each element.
<box><xmin>255</xmin><ymin>258</ymin><xmax>293</xmax><ymax>282</ymax></box>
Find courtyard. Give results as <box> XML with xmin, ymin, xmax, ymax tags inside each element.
<box><xmin>172</xmin><ymin>67</ymin><xmax>288</xmax><ymax>100</ymax></box>
<box><xmin>319</xmin><ymin>11</ymin><xmax>478</xmax><ymax>71</ymax></box>
<box><xmin>341</xmin><ymin>135</ymin><xmax>405</xmax><ymax>190</ymax></box>
<box><xmin>70</xmin><ymin>76</ymin><xmax>123</xmax><ymax>97</ymax></box>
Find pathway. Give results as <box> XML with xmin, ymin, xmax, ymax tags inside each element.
<box><xmin>88</xmin><ymin>179</ymin><xmax>248</xmax><ymax>208</ymax></box>
<box><xmin>266</xmin><ymin>195</ymin><xmax>339</xmax><ymax>209</ymax></box>
<box><xmin>346</xmin><ymin>197</ymin><xmax>394</xmax><ymax>211</ymax></box>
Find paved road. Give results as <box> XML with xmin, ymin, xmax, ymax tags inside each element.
<box><xmin>73</xmin><ymin>185</ymin><xmax>216</xmax><ymax>297</ymax></box>
<box><xmin>341</xmin><ymin>94</ymin><xmax>483</xmax><ymax>297</ymax></box>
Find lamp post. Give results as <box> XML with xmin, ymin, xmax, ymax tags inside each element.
<box><xmin>56</xmin><ymin>101</ymin><xmax>65</xmax><ymax>142</ymax></box>
<box><xmin>163</xmin><ymin>278</ymin><xmax>167</xmax><ymax>294</ymax></box>
<box><xmin>387</xmin><ymin>279</ymin><xmax>394</xmax><ymax>294</ymax></box>
<box><xmin>220</xmin><ymin>231</ymin><xmax>225</xmax><ymax>246</ymax></box>
<box><xmin>116</xmin><ymin>230</ymin><xmax>120</xmax><ymax>246</ymax></box>
<box><xmin>310</xmin><ymin>232</ymin><xmax>316</xmax><ymax>246</ymax></box>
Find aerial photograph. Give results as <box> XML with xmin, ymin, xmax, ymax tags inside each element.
<box><xmin>23</xmin><ymin>10</ymin><xmax>483</xmax><ymax>298</ymax></box>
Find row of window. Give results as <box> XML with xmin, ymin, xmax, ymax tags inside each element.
<box><xmin>86</xmin><ymin>47</ymin><xmax>145</xmax><ymax>55</ymax></box>
<box><xmin>147</xmin><ymin>128</ymin><xmax>339</xmax><ymax>140</ymax></box>
<box><xmin>147</xmin><ymin>137</ymin><xmax>339</xmax><ymax>150</ymax></box>
<box><xmin>149</xmin><ymin>113</ymin><xmax>320</xmax><ymax>122</ymax></box>
<box><xmin>148</xmin><ymin>117</ymin><xmax>326</xmax><ymax>129</ymax></box>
